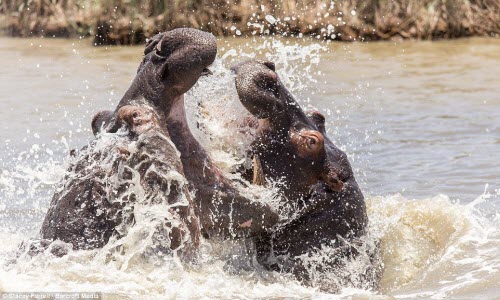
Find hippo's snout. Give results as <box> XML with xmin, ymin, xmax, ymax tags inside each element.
<box><xmin>233</xmin><ymin>60</ymin><xmax>283</xmax><ymax>119</ymax></box>
<box><xmin>108</xmin><ymin>27</ymin><xmax>218</xmax><ymax>112</ymax></box>
<box><xmin>143</xmin><ymin>28</ymin><xmax>217</xmax><ymax>94</ymax></box>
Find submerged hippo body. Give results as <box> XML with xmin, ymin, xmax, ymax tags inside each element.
<box><xmin>232</xmin><ymin>60</ymin><xmax>380</xmax><ymax>290</ymax></box>
<box><xmin>90</xmin><ymin>29</ymin><xmax>278</xmax><ymax>240</ymax></box>
<box><xmin>42</xmin><ymin>105</ymin><xmax>200</xmax><ymax>257</ymax></box>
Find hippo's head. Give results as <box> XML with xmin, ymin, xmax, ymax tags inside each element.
<box><xmin>232</xmin><ymin>60</ymin><xmax>354</xmax><ymax>195</ymax></box>
<box><xmin>92</xmin><ymin>28</ymin><xmax>217</xmax><ymax>135</ymax></box>
<box><xmin>137</xmin><ymin>28</ymin><xmax>217</xmax><ymax>100</ymax></box>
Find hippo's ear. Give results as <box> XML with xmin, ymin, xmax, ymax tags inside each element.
<box><xmin>91</xmin><ymin>110</ymin><xmax>114</xmax><ymax>136</ymax></box>
<box><xmin>306</xmin><ymin>110</ymin><xmax>326</xmax><ymax>134</ymax></box>
<box><xmin>116</xmin><ymin>105</ymin><xmax>158</xmax><ymax>135</ymax></box>
<box><xmin>259</xmin><ymin>60</ymin><xmax>276</xmax><ymax>72</ymax></box>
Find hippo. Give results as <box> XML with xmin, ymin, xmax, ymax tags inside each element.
<box><xmin>91</xmin><ymin>28</ymin><xmax>279</xmax><ymax>240</ymax></box>
<box><xmin>42</xmin><ymin>105</ymin><xmax>201</xmax><ymax>258</ymax></box>
<box><xmin>232</xmin><ymin>60</ymin><xmax>380</xmax><ymax>291</ymax></box>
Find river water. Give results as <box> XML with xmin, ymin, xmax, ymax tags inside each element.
<box><xmin>0</xmin><ymin>36</ymin><xmax>499</xmax><ymax>299</ymax></box>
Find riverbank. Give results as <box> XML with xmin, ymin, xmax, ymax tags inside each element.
<box><xmin>1</xmin><ymin>0</ymin><xmax>499</xmax><ymax>45</ymax></box>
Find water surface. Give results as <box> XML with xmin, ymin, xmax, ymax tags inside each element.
<box><xmin>0</xmin><ymin>36</ymin><xmax>499</xmax><ymax>299</ymax></box>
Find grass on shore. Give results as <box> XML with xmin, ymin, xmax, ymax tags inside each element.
<box><xmin>1</xmin><ymin>0</ymin><xmax>499</xmax><ymax>45</ymax></box>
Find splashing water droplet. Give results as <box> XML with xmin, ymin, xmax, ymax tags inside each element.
<box><xmin>265</xmin><ymin>15</ymin><xmax>277</xmax><ymax>25</ymax></box>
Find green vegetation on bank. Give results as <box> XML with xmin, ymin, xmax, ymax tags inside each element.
<box><xmin>1</xmin><ymin>0</ymin><xmax>499</xmax><ymax>45</ymax></box>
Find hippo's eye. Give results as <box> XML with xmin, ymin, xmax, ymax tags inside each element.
<box><xmin>303</xmin><ymin>132</ymin><xmax>324</xmax><ymax>154</ymax></box>
<box><xmin>132</xmin><ymin>112</ymin><xmax>139</xmax><ymax>118</ymax></box>
<box><xmin>307</xmin><ymin>137</ymin><xmax>321</xmax><ymax>150</ymax></box>
<box><xmin>291</xmin><ymin>129</ymin><xmax>324</xmax><ymax>157</ymax></box>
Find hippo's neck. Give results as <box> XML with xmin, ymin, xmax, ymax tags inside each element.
<box><xmin>167</xmin><ymin>96</ymin><xmax>222</xmax><ymax>186</ymax></box>
<box><xmin>117</xmin><ymin>71</ymin><xmax>175</xmax><ymax>120</ymax></box>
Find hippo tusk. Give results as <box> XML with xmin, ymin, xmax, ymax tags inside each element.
<box><xmin>252</xmin><ymin>155</ymin><xmax>266</xmax><ymax>186</ymax></box>
<box><xmin>201</xmin><ymin>67</ymin><xmax>213</xmax><ymax>76</ymax></box>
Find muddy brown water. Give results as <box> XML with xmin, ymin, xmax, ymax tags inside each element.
<box><xmin>0</xmin><ymin>36</ymin><xmax>499</xmax><ymax>299</ymax></box>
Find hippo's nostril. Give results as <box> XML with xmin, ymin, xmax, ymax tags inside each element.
<box><xmin>132</xmin><ymin>112</ymin><xmax>138</xmax><ymax>118</ymax></box>
<box><xmin>328</xmin><ymin>178</ymin><xmax>344</xmax><ymax>192</ymax></box>
<box><xmin>321</xmin><ymin>172</ymin><xmax>344</xmax><ymax>192</ymax></box>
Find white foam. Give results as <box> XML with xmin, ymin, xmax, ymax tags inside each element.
<box><xmin>0</xmin><ymin>38</ymin><xmax>498</xmax><ymax>299</ymax></box>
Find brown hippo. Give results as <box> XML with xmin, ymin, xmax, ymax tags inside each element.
<box><xmin>232</xmin><ymin>60</ymin><xmax>380</xmax><ymax>291</ymax></box>
<box><xmin>91</xmin><ymin>28</ymin><xmax>279</xmax><ymax>240</ymax></box>
<box><xmin>42</xmin><ymin>105</ymin><xmax>201</xmax><ymax>258</ymax></box>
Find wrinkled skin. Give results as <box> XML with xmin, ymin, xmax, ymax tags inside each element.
<box><xmin>232</xmin><ymin>60</ymin><xmax>375</xmax><ymax>288</ymax></box>
<box><xmin>92</xmin><ymin>28</ymin><xmax>218</xmax><ymax>134</ymax></box>
<box><xmin>92</xmin><ymin>28</ymin><xmax>279</xmax><ymax>239</ymax></box>
<box><xmin>42</xmin><ymin>105</ymin><xmax>201</xmax><ymax>257</ymax></box>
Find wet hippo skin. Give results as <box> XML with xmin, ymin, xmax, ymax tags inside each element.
<box><xmin>92</xmin><ymin>28</ymin><xmax>278</xmax><ymax>240</ymax></box>
<box><xmin>42</xmin><ymin>105</ymin><xmax>201</xmax><ymax>258</ymax></box>
<box><xmin>232</xmin><ymin>60</ymin><xmax>375</xmax><ymax>287</ymax></box>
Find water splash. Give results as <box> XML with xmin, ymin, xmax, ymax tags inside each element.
<box><xmin>0</xmin><ymin>37</ymin><xmax>498</xmax><ymax>299</ymax></box>
<box><xmin>187</xmin><ymin>37</ymin><xmax>326</xmax><ymax>172</ymax></box>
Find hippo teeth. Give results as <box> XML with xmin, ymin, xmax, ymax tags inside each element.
<box><xmin>252</xmin><ymin>156</ymin><xmax>266</xmax><ymax>186</ymax></box>
<box><xmin>201</xmin><ymin>67</ymin><xmax>213</xmax><ymax>76</ymax></box>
